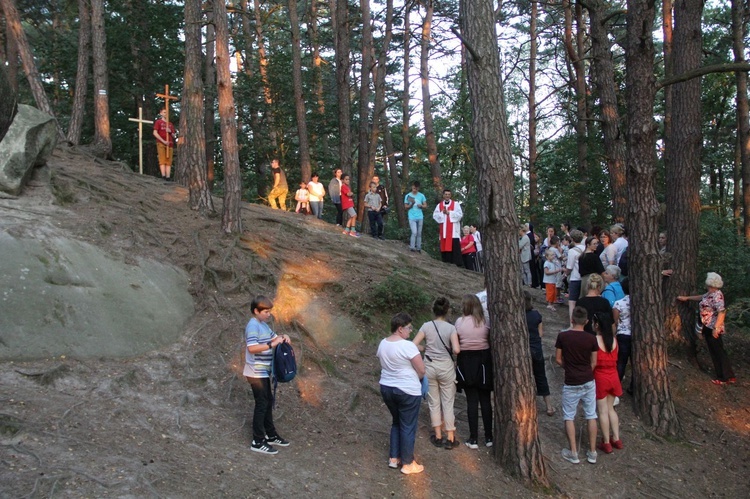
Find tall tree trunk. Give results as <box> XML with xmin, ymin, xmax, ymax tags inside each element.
<box><xmin>177</xmin><ymin>0</ymin><xmax>214</xmax><ymax>213</ymax></box>
<box><xmin>401</xmin><ymin>1</ymin><xmax>412</xmax><ymax>183</ymax></box>
<box><xmin>355</xmin><ymin>0</ymin><xmax>374</xmax><ymax>223</ymax></box>
<box><xmin>663</xmin><ymin>0</ymin><xmax>673</xmax><ymax>215</ymax></box>
<box><xmin>288</xmin><ymin>0</ymin><xmax>311</xmax><ymax>182</ymax></box>
<box><xmin>367</xmin><ymin>0</ymin><xmax>393</xmax><ymax>179</ymax></box>
<box><xmin>528</xmin><ymin>0</ymin><xmax>538</xmax><ymax>221</ymax></box>
<box><xmin>67</xmin><ymin>0</ymin><xmax>91</xmax><ymax>145</ymax></box>
<box><xmin>215</xmin><ymin>0</ymin><xmax>242</xmax><ymax>233</ymax></box>
<box><xmin>664</xmin><ymin>0</ymin><xmax>703</xmax><ymax>352</ymax></box>
<box><xmin>309</xmin><ymin>0</ymin><xmax>328</xmax><ymax>159</ymax></box>
<box><xmin>205</xmin><ymin>7</ymin><xmax>216</xmax><ymax>190</ymax></box>
<box><xmin>1</xmin><ymin>0</ymin><xmax>64</xmax><ymax>138</ymax></box>
<box><xmin>625</xmin><ymin>0</ymin><xmax>681</xmax><ymax>436</ymax></box>
<box><xmin>420</xmin><ymin>0</ymin><xmax>442</xmax><ymax>196</ymax></box>
<box><xmin>90</xmin><ymin>0</ymin><xmax>112</xmax><ymax>156</ymax></box>
<box><xmin>732</xmin><ymin>0</ymin><xmax>750</xmax><ymax>238</ymax></box>
<box><xmin>459</xmin><ymin>0</ymin><xmax>548</xmax><ymax>484</ymax></box>
<box><xmin>588</xmin><ymin>0</ymin><xmax>627</xmax><ymax>223</ymax></box>
<box><xmin>254</xmin><ymin>0</ymin><xmax>279</xmax><ymax>159</ymax></box>
<box><xmin>384</xmin><ymin>125</ymin><xmax>407</xmax><ymax>228</ymax></box>
<box><xmin>332</xmin><ymin>0</ymin><xmax>353</xmax><ymax>173</ymax></box>
<box><xmin>3</xmin><ymin>16</ymin><xmax>19</xmax><ymax>92</ymax></box>
<box><xmin>564</xmin><ymin>0</ymin><xmax>590</xmax><ymax>226</ymax></box>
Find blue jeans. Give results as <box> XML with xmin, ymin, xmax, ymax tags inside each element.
<box><xmin>409</xmin><ymin>218</ymin><xmax>423</xmax><ymax>250</ymax></box>
<box><xmin>380</xmin><ymin>385</ymin><xmax>421</xmax><ymax>465</ymax></box>
<box><xmin>309</xmin><ymin>201</ymin><xmax>323</xmax><ymax>219</ymax></box>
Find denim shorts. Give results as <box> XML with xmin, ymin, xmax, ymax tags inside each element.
<box><xmin>562</xmin><ymin>380</ymin><xmax>597</xmax><ymax>421</ymax></box>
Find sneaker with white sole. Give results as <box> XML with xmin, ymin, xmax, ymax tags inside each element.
<box><xmin>251</xmin><ymin>440</ymin><xmax>278</xmax><ymax>455</ymax></box>
<box><xmin>465</xmin><ymin>439</ymin><xmax>479</xmax><ymax>449</ymax></box>
<box><xmin>265</xmin><ymin>435</ymin><xmax>290</xmax><ymax>447</ymax></box>
<box><xmin>400</xmin><ymin>462</ymin><xmax>424</xmax><ymax>475</ymax></box>
<box><xmin>586</xmin><ymin>450</ymin><xmax>597</xmax><ymax>464</ymax></box>
<box><xmin>561</xmin><ymin>448</ymin><xmax>580</xmax><ymax>464</ymax></box>
<box><xmin>485</xmin><ymin>438</ymin><xmax>493</xmax><ymax>448</ymax></box>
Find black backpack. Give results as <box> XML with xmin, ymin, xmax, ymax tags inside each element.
<box><xmin>272</xmin><ymin>342</ymin><xmax>297</xmax><ymax>383</ymax></box>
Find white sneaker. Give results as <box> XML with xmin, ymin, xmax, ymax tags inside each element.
<box><xmin>586</xmin><ymin>450</ymin><xmax>597</xmax><ymax>464</ymax></box>
<box><xmin>613</xmin><ymin>396</ymin><xmax>620</xmax><ymax>407</ymax></box>
<box><xmin>561</xmin><ymin>448</ymin><xmax>579</xmax><ymax>464</ymax></box>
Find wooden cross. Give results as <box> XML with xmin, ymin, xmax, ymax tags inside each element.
<box><xmin>128</xmin><ymin>106</ymin><xmax>153</xmax><ymax>175</ymax></box>
<box><xmin>155</xmin><ymin>84</ymin><xmax>179</xmax><ymax>126</ymax></box>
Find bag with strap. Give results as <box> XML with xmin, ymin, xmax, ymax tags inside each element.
<box><xmin>272</xmin><ymin>341</ymin><xmax>297</xmax><ymax>383</ymax></box>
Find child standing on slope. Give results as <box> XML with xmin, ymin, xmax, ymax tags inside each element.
<box><xmin>543</xmin><ymin>249</ymin><xmax>562</xmax><ymax>310</ymax></box>
<box><xmin>340</xmin><ymin>174</ymin><xmax>360</xmax><ymax>237</ymax></box>
<box><xmin>244</xmin><ymin>296</ymin><xmax>292</xmax><ymax>455</ymax></box>
<box><xmin>295</xmin><ymin>182</ymin><xmax>310</xmax><ymax>214</ymax></box>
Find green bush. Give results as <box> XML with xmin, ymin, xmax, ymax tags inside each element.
<box><xmin>369</xmin><ymin>273</ymin><xmax>432</xmax><ymax>314</ymax></box>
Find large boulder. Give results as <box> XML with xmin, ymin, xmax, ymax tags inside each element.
<box><xmin>0</xmin><ymin>232</ymin><xmax>195</xmax><ymax>360</ymax></box>
<box><xmin>0</xmin><ymin>104</ymin><xmax>58</xmax><ymax>195</ymax></box>
<box><xmin>0</xmin><ymin>64</ymin><xmax>17</xmax><ymax>141</ymax></box>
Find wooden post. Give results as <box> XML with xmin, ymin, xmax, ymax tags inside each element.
<box><xmin>155</xmin><ymin>84</ymin><xmax>179</xmax><ymax>126</ymax></box>
<box><xmin>128</xmin><ymin>106</ymin><xmax>153</xmax><ymax>174</ymax></box>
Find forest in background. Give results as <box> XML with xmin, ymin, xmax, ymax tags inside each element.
<box><xmin>3</xmin><ymin>0</ymin><xmax>750</xmax><ymax>486</ymax></box>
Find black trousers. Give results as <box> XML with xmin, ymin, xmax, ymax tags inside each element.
<box><xmin>464</xmin><ymin>387</ymin><xmax>493</xmax><ymax>441</ymax></box>
<box><xmin>441</xmin><ymin>238</ymin><xmax>463</xmax><ymax>267</ymax></box>
<box><xmin>334</xmin><ymin>203</ymin><xmax>343</xmax><ymax>225</ymax></box>
<box><xmin>247</xmin><ymin>376</ymin><xmax>277</xmax><ymax>443</ymax></box>
<box><xmin>702</xmin><ymin>326</ymin><xmax>735</xmax><ymax>381</ymax></box>
<box><xmin>530</xmin><ymin>346</ymin><xmax>550</xmax><ymax>397</ymax></box>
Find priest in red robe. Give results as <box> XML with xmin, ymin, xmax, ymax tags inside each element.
<box><xmin>432</xmin><ymin>189</ymin><xmax>464</xmax><ymax>266</ymax></box>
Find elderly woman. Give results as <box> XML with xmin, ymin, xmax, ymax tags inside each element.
<box><xmin>413</xmin><ymin>298</ymin><xmax>461</xmax><ymax>449</ymax></box>
<box><xmin>377</xmin><ymin>312</ymin><xmax>426</xmax><ymax>474</ymax></box>
<box><xmin>678</xmin><ymin>273</ymin><xmax>736</xmax><ymax>385</ymax></box>
<box><xmin>601</xmin><ymin>266</ymin><xmax>625</xmax><ymax>306</ymax></box>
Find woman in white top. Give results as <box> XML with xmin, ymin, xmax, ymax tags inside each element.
<box><xmin>413</xmin><ymin>297</ymin><xmax>461</xmax><ymax>449</ymax></box>
<box><xmin>307</xmin><ymin>172</ymin><xmax>327</xmax><ymax>219</ymax></box>
<box><xmin>377</xmin><ymin>312</ymin><xmax>426</xmax><ymax>475</ymax></box>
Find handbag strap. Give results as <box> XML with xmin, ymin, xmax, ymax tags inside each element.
<box><xmin>432</xmin><ymin>320</ymin><xmax>454</xmax><ymax>361</ymax></box>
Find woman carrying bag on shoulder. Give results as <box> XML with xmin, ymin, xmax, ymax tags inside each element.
<box><xmin>413</xmin><ymin>297</ymin><xmax>461</xmax><ymax>449</ymax></box>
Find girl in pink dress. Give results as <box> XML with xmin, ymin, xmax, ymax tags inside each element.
<box><xmin>592</xmin><ymin>313</ymin><xmax>623</xmax><ymax>454</ymax></box>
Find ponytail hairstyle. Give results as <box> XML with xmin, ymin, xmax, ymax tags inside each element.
<box><xmin>593</xmin><ymin>313</ymin><xmax>615</xmax><ymax>352</ymax></box>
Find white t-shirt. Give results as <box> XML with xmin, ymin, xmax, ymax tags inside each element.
<box><xmin>613</xmin><ymin>237</ymin><xmax>629</xmax><ymax>265</ymax></box>
<box><xmin>613</xmin><ymin>295</ymin><xmax>631</xmax><ymax>336</ymax></box>
<box><xmin>307</xmin><ymin>181</ymin><xmax>326</xmax><ymax>202</ymax></box>
<box><xmin>566</xmin><ymin>244</ymin><xmax>585</xmax><ymax>281</ymax></box>
<box><xmin>543</xmin><ymin>260</ymin><xmax>560</xmax><ymax>284</ymax></box>
<box><xmin>377</xmin><ymin>338</ymin><xmax>421</xmax><ymax>396</ymax></box>
<box><xmin>473</xmin><ymin>231</ymin><xmax>483</xmax><ymax>252</ymax></box>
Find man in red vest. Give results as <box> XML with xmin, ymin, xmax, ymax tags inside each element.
<box><xmin>432</xmin><ymin>189</ymin><xmax>463</xmax><ymax>266</ymax></box>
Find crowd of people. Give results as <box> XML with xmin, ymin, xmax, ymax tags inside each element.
<box><xmin>246</xmin><ymin>169</ymin><xmax>737</xmax><ymax>468</ymax></box>
<box><xmin>264</xmin><ymin>162</ymin><xmax>487</xmax><ymax>265</ymax></box>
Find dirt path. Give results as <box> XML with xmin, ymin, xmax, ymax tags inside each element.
<box><xmin>1</xmin><ymin>149</ymin><xmax>748</xmax><ymax>498</ymax></box>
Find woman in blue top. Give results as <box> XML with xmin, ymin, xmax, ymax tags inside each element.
<box><xmin>404</xmin><ymin>181</ymin><xmax>427</xmax><ymax>252</ymax></box>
